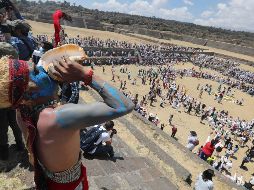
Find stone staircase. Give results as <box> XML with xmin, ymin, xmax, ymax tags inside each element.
<box><xmin>84</xmin><ymin>136</ymin><xmax>178</xmax><ymax>190</ymax></box>
<box><xmin>80</xmin><ymin>94</ymin><xmax>179</xmax><ymax>190</ymax></box>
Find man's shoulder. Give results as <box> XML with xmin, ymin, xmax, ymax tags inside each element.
<box><xmin>37</xmin><ymin>108</ymin><xmax>57</xmax><ymax>131</ymax></box>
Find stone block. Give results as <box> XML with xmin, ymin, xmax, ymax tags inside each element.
<box><xmin>146</xmin><ymin>177</ymin><xmax>178</xmax><ymax>190</ymax></box>
<box><xmin>140</xmin><ymin>167</ymin><xmax>163</xmax><ymax>182</ymax></box>
<box><xmin>97</xmin><ymin>159</ymin><xmax>121</xmax><ymax>174</ymax></box>
<box><xmin>83</xmin><ymin>159</ymin><xmax>106</xmax><ymax>176</ymax></box>
<box><xmin>124</xmin><ymin>172</ymin><xmax>144</xmax><ymax>187</ymax></box>
<box><xmin>94</xmin><ymin>176</ymin><xmax>121</xmax><ymax>190</ymax></box>
<box><xmin>115</xmin><ymin>157</ymin><xmax>148</xmax><ymax>173</ymax></box>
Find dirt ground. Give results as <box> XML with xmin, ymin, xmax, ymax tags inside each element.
<box><xmin>91</xmin><ymin>64</ymin><xmax>254</xmax><ymax>181</ymax></box>
<box><xmin>27</xmin><ymin>20</ymin><xmax>154</xmax><ymax>44</ymax></box>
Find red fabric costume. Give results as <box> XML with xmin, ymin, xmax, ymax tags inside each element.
<box><xmin>47</xmin><ymin>165</ymin><xmax>89</xmax><ymax>190</ymax></box>
<box><xmin>52</xmin><ymin>10</ymin><xmax>63</xmax><ymax>47</ymax></box>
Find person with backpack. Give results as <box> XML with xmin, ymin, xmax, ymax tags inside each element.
<box><xmin>81</xmin><ymin>121</ymin><xmax>116</xmax><ymax>158</ymax></box>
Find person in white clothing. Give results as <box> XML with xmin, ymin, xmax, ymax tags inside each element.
<box><xmin>186</xmin><ymin>131</ymin><xmax>199</xmax><ymax>151</ymax></box>
<box><xmin>88</xmin><ymin>121</ymin><xmax>116</xmax><ymax>158</ymax></box>
<box><xmin>195</xmin><ymin>169</ymin><xmax>215</xmax><ymax>190</ymax></box>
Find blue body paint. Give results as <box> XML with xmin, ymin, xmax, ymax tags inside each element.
<box><xmin>92</xmin><ymin>80</ymin><xmax>127</xmax><ymax>115</ymax></box>
<box><xmin>28</xmin><ymin>66</ymin><xmax>57</xmax><ymax>100</ymax></box>
<box><xmin>103</xmin><ymin>83</ymin><xmax>127</xmax><ymax>116</ymax></box>
<box><xmin>55</xmin><ymin>81</ymin><xmax>131</xmax><ymax>129</ymax></box>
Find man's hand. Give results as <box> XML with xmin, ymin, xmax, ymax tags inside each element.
<box><xmin>52</xmin><ymin>57</ymin><xmax>92</xmax><ymax>83</ymax></box>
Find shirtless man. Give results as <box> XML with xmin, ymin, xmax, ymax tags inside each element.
<box><xmin>0</xmin><ymin>45</ymin><xmax>134</xmax><ymax>189</ymax></box>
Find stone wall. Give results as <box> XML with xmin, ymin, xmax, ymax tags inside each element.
<box><xmin>183</xmin><ymin>36</ymin><xmax>254</xmax><ymax>57</ymax></box>
<box><xmin>118</xmin><ymin>26</ymin><xmax>254</xmax><ymax>57</ymax></box>
<box><xmin>63</xmin><ymin>17</ymin><xmax>85</xmax><ymax>28</ymax></box>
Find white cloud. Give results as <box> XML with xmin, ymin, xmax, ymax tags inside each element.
<box><xmin>201</xmin><ymin>10</ymin><xmax>213</xmax><ymax>18</ymax></box>
<box><xmin>152</xmin><ymin>0</ymin><xmax>168</xmax><ymax>7</ymax></box>
<box><xmin>92</xmin><ymin>0</ymin><xmax>129</xmax><ymax>13</ymax></box>
<box><xmin>183</xmin><ymin>0</ymin><xmax>193</xmax><ymax>6</ymax></box>
<box><xmin>91</xmin><ymin>0</ymin><xmax>193</xmax><ymax>22</ymax></box>
<box><xmin>129</xmin><ymin>0</ymin><xmax>154</xmax><ymax>16</ymax></box>
<box><xmin>159</xmin><ymin>7</ymin><xmax>193</xmax><ymax>21</ymax></box>
<box><xmin>194</xmin><ymin>0</ymin><xmax>254</xmax><ymax>31</ymax></box>
<box><xmin>217</xmin><ymin>3</ymin><xmax>226</xmax><ymax>10</ymax></box>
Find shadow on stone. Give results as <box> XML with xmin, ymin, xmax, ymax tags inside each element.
<box><xmin>83</xmin><ymin>152</ymin><xmax>124</xmax><ymax>163</ymax></box>
<box><xmin>0</xmin><ymin>144</ymin><xmax>32</xmax><ymax>173</ymax></box>
<box><xmin>100</xmin><ymin>188</ymin><xmax>110</xmax><ymax>190</ymax></box>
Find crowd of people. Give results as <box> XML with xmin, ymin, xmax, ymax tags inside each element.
<box><xmin>116</xmin><ymin>64</ymin><xmax>253</xmax><ymax>188</ymax></box>
<box><xmin>34</xmin><ymin>35</ymin><xmax>254</xmax><ymax>96</ymax></box>
<box><xmin>193</xmin><ymin>54</ymin><xmax>254</xmax><ymax>85</ymax></box>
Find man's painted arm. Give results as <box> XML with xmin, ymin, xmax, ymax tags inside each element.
<box><xmin>54</xmin><ymin>76</ymin><xmax>134</xmax><ymax>129</ymax></box>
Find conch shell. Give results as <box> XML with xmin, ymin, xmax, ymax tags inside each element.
<box><xmin>40</xmin><ymin>44</ymin><xmax>88</xmax><ymax>81</ymax></box>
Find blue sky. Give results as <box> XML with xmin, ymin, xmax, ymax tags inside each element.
<box><xmin>31</xmin><ymin>0</ymin><xmax>254</xmax><ymax>32</ymax></box>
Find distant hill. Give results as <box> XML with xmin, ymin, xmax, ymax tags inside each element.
<box><xmin>14</xmin><ymin>0</ymin><xmax>254</xmax><ymax>48</ymax></box>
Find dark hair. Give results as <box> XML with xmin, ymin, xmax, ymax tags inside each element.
<box><xmin>202</xmin><ymin>169</ymin><xmax>215</xmax><ymax>181</ymax></box>
<box><xmin>0</xmin><ymin>0</ymin><xmax>12</xmax><ymax>9</ymax></box>
<box><xmin>42</xmin><ymin>41</ymin><xmax>53</xmax><ymax>52</ymax></box>
<box><xmin>211</xmin><ymin>139</ymin><xmax>216</xmax><ymax>146</ymax></box>
<box><xmin>104</xmin><ymin>120</ymin><xmax>114</xmax><ymax>130</ymax></box>
<box><xmin>190</xmin><ymin>131</ymin><xmax>197</xmax><ymax>136</ymax></box>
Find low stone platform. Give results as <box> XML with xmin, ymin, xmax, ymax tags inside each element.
<box><xmin>83</xmin><ymin>136</ymin><xmax>178</xmax><ymax>190</ymax></box>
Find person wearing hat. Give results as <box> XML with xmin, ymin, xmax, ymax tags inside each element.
<box><xmin>0</xmin><ymin>42</ymin><xmax>24</xmax><ymax>160</ymax></box>
<box><xmin>8</xmin><ymin>19</ymin><xmax>36</xmax><ymax>61</ymax></box>
<box><xmin>194</xmin><ymin>169</ymin><xmax>215</xmax><ymax>190</ymax></box>
<box><xmin>0</xmin><ymin>46</ymin><xmax>134</xmax><ymax>189</ymax></box>
<box><xmin>0</xmin><ymin>0</ymin><xmax>23</xmax><ymax>20</ymax></box>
